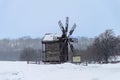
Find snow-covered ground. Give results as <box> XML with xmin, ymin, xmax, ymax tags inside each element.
<box><xmin>0</xmin><ymin>61</ymin><xmax>120</xmax><ymax>80</ymax></box>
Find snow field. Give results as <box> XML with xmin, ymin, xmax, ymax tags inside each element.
<box><xmin>0</xmin><ymin>61</ymin><xmax>120</xmax><ymax>80</ymax></box>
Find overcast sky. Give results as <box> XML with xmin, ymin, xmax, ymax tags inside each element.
<box><xmin>0</xmin><ymin>0</ymin><xmax>120</xmax><ymax>39</ymax></box>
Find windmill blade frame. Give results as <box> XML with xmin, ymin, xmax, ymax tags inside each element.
<box><xmin>68</xmin><ymin>41</ymin><xmax>74</xmax><ymax>52</ymax></box>
<box><xmin>69</xmin><ymin>37</ymin><xmax>78</xmax><ymax>43</ymax></box>
<box><xmin>68</xmin><ymin>23</ymin><xmax>76</xmax><ymax>37</ymax></box>
<box><xmin>65</xmin><ymin>17</ymin><xmax>69</xmax><ymax>33</ymax></box>
<box><xmin>58</xmin><ymin>17</ymin><xmax>77</xmax><ymax>62</ymax></box>
<box><xmin>58</xmin><ymin>21</ymin><xmax>65</xmax><ymax>34</ymax></box>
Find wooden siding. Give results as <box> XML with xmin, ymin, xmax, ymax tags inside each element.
<box><xmin>44</xmin><ymin>42</ymin><xmax>61</xmax><ymax>62</ymax></box>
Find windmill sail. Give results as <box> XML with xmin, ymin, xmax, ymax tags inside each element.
<box><xmin>65</xmin><ymin>17</ymin><xmax>69</xmax><ymax>32</ymax></box>
<box><xmin>58</xmin><ymin>17</ymin><xmax>77</xmax><ymax>62</ymax></box>
<box><xmin>68</xmin><ymin>23</ymin><xmax>76</xmax><ymax>37</ymax></box>
<box><xmin>58</xmin><ymin>21</ymin><xmax>65</xmax><ymax>34</ymax></box>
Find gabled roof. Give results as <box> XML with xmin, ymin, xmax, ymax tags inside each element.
<box><xmin>42</xmin><ymin>33</ymin><xmax>62</xmax><ymax>42</ymax></box>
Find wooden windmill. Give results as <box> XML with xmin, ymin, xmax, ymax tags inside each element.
<box><xmin>42</xmin><ymin>17</ymin><xmax>77</xmax><ymax>63</ymax></box>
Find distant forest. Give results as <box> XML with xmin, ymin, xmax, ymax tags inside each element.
<box><xmin>0</xmin><ymin>36</ymin><xmax>93</xmax><ymax>61</ymax></box>
<box><xmin>0</xmin><ymin>36</ymin><xmax>42</xmax><ymax>61</ymax></box>
<box><xmin>0</xmin><ymin>29</ymin><xmax>120</xmax><ymax>63</ymax></box>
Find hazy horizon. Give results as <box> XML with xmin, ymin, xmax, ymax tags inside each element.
<box><xmin>0</xmin><ymin>0</ymin><xmax>120</xmax><ymax>39</ymax></box>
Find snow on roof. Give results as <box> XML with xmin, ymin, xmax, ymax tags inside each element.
<box><xmin>42</xmin><ymin>33</ymin><xmax>62</xmax><ymax>42</ymax></box>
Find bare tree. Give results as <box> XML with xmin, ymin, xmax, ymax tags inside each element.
<box><xmin>92</xmin><ymin>29</ymin><xmax>119</xmax><ymax>63</ymax></box>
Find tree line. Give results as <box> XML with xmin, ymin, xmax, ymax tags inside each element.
<box><xmin>0</xmin><ymin>29</ymin><xmax>120</xmax><ymax>64</ymax></box>
<box><xmin>0</xmin><ymin>36</ymin><xmax>42</xmax><ymax>61</ymax></box>
<box><xmin>20</xmin><ymin>29</ymin><xmax>120</xmax><ymax>64</ymax></box>
<box><xmin>0</xmin><ymin>35</ymin><xmax>92</xmax><ymax>61</ymax></box>
<box><xmin>73</xmin><ymin>29</ymin><xmax>120</xmax><ymax>63</ymax></box>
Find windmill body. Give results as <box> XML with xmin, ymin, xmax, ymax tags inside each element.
<box><xmin>42</xmin><ymin>17</ymin><xmax>76</xmax><ymax>63</ymax></box>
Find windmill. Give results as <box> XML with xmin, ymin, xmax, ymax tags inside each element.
<box><xmin>58</xmin><ymin>17</ymin><xmax>77</xmax><ymax>62</ymax></box>
<box><xmin>42</xmin><ymin>17</ymin><xmax>77</xmax><ymax>63</ymax></box>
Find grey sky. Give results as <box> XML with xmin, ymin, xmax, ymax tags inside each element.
<box><xmin>0</xmin><ymin>0</ymin><xmax>120</xmax><ymax>39</ymax></box>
